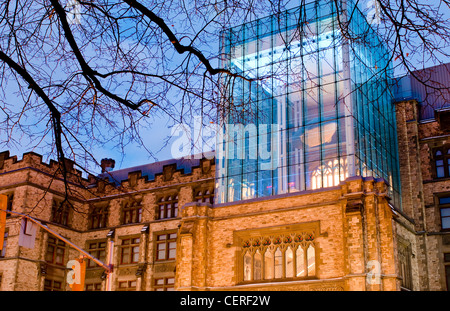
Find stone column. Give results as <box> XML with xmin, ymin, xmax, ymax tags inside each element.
<box><xmin>342</xmin><ymin>177</ymin><xmax>366</xmax><ymax>290</ymax></box>
<box><xmin>175</xmin><ymin>202</ymin><xmax>210</xmax><ymax>291</ymax></box>
<box><xmin>342</xmin><ymin>177</ymin><xmax>399</xmax><ymax>291</ymax></box>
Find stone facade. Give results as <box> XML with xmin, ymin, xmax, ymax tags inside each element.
<box><xmin>0</xmin><ymin>152</ymin><xmax>215</xmax><ymax>291</ymax></box>
<box><xmin>0</xmin><ymin>149</ymin><xmax>406</xmax><ymax>291</ymax></box>
<box><xmin>393</xmin><ymin>100</ymin><xmax>450</xmax><ymax>291</ymax></box>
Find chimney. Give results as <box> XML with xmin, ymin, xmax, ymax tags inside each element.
<box><xmin>101</xmin><ymin>158</ymin><xmax>115</xmax><ymax>173</ymax></box>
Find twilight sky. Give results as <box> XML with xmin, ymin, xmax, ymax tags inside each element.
<box><xmin>1</xmin><ymin>0</ymin><xmax>449</xmax><ymax>175</ymax></box>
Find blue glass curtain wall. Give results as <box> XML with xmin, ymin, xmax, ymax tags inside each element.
<box><xmin>216</xmin><ymin>0</ymin><xmax>401</xmax><ymax>209</ymax></box>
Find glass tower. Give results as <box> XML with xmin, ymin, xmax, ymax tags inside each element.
<box><xmin>216</xmin><ymin>0</ymin><xmax>401</xmax><ymax>208</ymax></box>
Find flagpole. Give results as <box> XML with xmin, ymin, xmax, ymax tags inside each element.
<box><xmin>0</xmin><ymin>208</ymin><xmax>112</xmax><ymax>281</ymax></box>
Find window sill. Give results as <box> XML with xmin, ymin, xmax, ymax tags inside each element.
<box><xmin>118</xmin><ymin>263</ymin><xmax>140</xmax><ymax>267</ymax></box>
<box><xmin>238</xmin><ymin>276</ymin><xmax>318</xmax><ymax>285</ymax></box>
<box><xmin>155</xmin><ymin>217</ymin><xmax>180</xmax><ymax>222</ymax></box>
<box><xmin>423</xmin><ymin>177</ymin><xmax>450</xmax><ymax>184</ymax></box>
<box><xmin>120</xmin><ymin>222</ymin><xmax>143</xmax><ymax>227</ymax></box>
<box><xmin>154</xmin><ymin>259</ymin><xmax>176</xmax><ymax>264</ymax></box>
<box><xmin>45</xmin><ymin>262</ymin><xmax>66</xmax><ymax>268</ymax></box>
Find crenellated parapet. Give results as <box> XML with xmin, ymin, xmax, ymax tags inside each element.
<box><xmin>0</xmin><ymin>150</ymin><xmax>89</xmax><ymax>185</ymax></box>
<box><xmin>89</xmin><ymin>157</ymin><xmax>215</xmax><ymax>197</ymax></box>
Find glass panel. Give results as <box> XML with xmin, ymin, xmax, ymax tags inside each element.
<box><xmin>219</xmin><ymin>0</ymin><xmax>400</xmax><ymax>207</ymax></box>
<box><xmin>254</xmin><ymin>251</ymin><xmax>262</xmax><ymax>280</ymax></box>
<box><xmin>56</xmin><ymin>248</ymin><xmax>64</xmax><ymax>264</ymax></box>
<box><xmin>441</xmin><ymin>208</ymin><xmax>450</xmax><ymax>217</ymax></box>
<box><xmin>442</xmin><ymin>217</ymin><xmax>450</xmax><ymax>230</ymax></box>
<box><xmin>446</xmin><ymin>266</ymin><xmax>450</xmax><ymax>290</ymax></box>
<box><xmin>157</xmin><ymin>235</ymin><xmax>166</xmax><ymax>241</ymax></box>
<box><xmin>321</xmin><ymin>83</ymin><xmax>336</xmax><ymax>121</ymax></box>
<box><xmin>444</xmin><ymin>253</ymin><xmax>450</xmax><ymax>263</ymax></box>
<box><xmin>122</xmin><ymin>248</ymin><xmax>130</xmax><ymax>264</ymax></box>
<box><xmin>45</xmin><ymin>247</ymin><xmax>54</xmax><ymax>262</ymax></box>
<box><xmin>307</xmin><ymin>244</ymin><xmax>316</xmax><ymax>276</ymax></box>
<box><xmin>132</xmin><ymin>247</ymin><xmax>139</xmax><ymax>262</ymax></box>
<box><xmin>167</xmin><ymin>278</ymin><xmax>175</xmax><ymax>284</ymax></box>
<box><xmin>244</xmin><ymin>252</ymin><xmax>252</xmax><ymax>281</ymax></box>
<box><xmin>440</xmin><ymin>197</ymin><xmax>450</xmax><ymax>205</ymax></box>
<box><xmin>264</xmin><ymin>250</ymin><xmax>274</xmax><ymax>280</ymax></box>
<box><xmin>296</xmin><ymin>247</ymin><xmax>306</xmax><ymax>277</ymax></box>
<box><xmin>274</xmin><ymin>248</ymin><xmax>283</xmax><ymax>278</ymax></box>
<box><xmin>99</xmin><ymin>250</ymin><xmax>106</xmax><ymax>261</ymax></box>
<box><xmin>168</xmin><ymin>249</ymin><xmax>176</xmax><ymax>259</ymax></box>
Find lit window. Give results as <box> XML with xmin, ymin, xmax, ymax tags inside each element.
<box><xmin>157</xmin><ymin>196</ymin><xmax>178</xmax><ymax>219</ymax></box>
<box><xmin>156</xmin><ymin>233</ymin><xmax>177</xmax><ymax>261</ymax></box>
<box><xmin>154</xmin><ymin>277</ymin><xmax>175</xmax><ymax>291</ymax></box>
<box><xmin>118</xmin><ymin>280</ymin><xmax>137</xmax><ymax>291</ymax></box>
<box><xmin>120</xmin><ymin>237</ymin><xmax>140</xmax><ymax>264</ymax></box>
<box><xmin>87</xmin><ymin>241</ymin><xmax>107</xmax><ymax>268</ymax></box>
<box><xmin>311</xmin><ymin>158</ymin><xmax>348</xmax><ymax>190</ymax></box>
<box><xmin>194</xmin><ymin>188</ymin><xmax>215</xmax><ymax>204</ymax></box>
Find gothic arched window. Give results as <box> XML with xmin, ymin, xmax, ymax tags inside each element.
<box><xmin>240</xmin><ymin>232</ymin><xmax>317</xmax><ymax>283</ymax></box>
